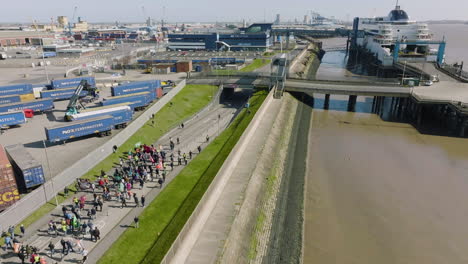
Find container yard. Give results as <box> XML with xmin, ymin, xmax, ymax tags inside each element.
<box><xmin>5</xmin><ymin>144</ymin><xmax>45</xmax><ymax>191</ymax></box>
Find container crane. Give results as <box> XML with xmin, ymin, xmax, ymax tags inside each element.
<box><xmin>67</xmin><ymin>6</ymin><xmax>78</xmax><ymax>37</ymax></box>
<box><xmin>64</xmin><ymin>80</ymin><xmax>96</xmax><ymax>120</ymax></box>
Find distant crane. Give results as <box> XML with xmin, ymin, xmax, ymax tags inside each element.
<box><xmin>68</xmin><ymin>6</ymin><xmax>78</xmax><ymax>36</ymax></box>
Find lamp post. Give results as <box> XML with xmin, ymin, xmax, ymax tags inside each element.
<box><xmin>43</xmin><ymin>140</ymin><xmax>59</xmax><ymax>206</ymax></box>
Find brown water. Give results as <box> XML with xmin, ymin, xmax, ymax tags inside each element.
<box><xmin>431</xmin><ymin>24</ymin><xmax>468</xmax><ymax>64</ymax></box>
<box><xmin>303</xmin><ymin>96</ymin><xmax>468</xmax><ymax>263</ymax></box>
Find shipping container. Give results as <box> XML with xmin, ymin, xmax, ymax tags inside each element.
<box><xmin>0</xmin><ymin>145</ymin><xmax>17</xmax><ymax>188</ymax></box>
<box><xmin>0</xmin><ymin>186</ymin><xmax>20</xmax><ymax>211</ymax></box>
<box><xmin>101</xmin><ymin>92</ymin><xmax>154</xmax><ymax>110</ymax></box>
<box><xmin>70</xmin><ymin>105</ymin><xmax>132</xmax><ymax>129</ymax></box>
<box><xmin>0</xmin><ymin>84</ymin><xmax>33</xmax><ymax>96</ymax></box>
<box><xmin>111</xmin><ymin>80</ymin><xmax>161</xmax><ymax>96</ymax></box>
<box><xmin>42</xmin><ymin>52</ymin><xmax>57</xmax><ymax>58</ymax></box>
<box><xmin>0</xmin><ymin>95</ymin><xmax>21</xmax><ymax>105</ymax></box>
<box><xmin>45</xmin><ymin>115</ymin><xmax>114</xmax><ymax>142</ymax></box>
<box><xmin>20</xmin><ymin>93</ymin><xmax>35</xmax><ymax>102</ymax></box>
<box><xmin>40</xmin><ymin>87</ymin><xmax>88</xmax><ymax>101</ymax></box>
<box><xmin>0</xmin><ymin>98</ymin><xmax>54</xmax><ymax>113</ymax></box>
<box><xmin>176</xmin><ymin>61</ymin><xmax>193</xmax><ymax>73</ymax></box>
<box><xmin>81</xmin><ymin>103</ymin><xmax>135</xmax><ymax>113</ymax></box>
<box><xmin>5</xmin><ymin>144</ymin><xmax>45</xmax><ymax>190</ymax></box>
<box><xmin>156</xmin><ymin>87</ymin><xmax>163</xmax><ymax>99</ymax></box>
<box><xmin>0</xmin><ymin>111</ymin><xmax>26</xmax><ymax>128</ymax></box>
<box><xmin>50</xmin><ymin>77</ymin><xmax>96</xmax><ymax>89</ymax></box>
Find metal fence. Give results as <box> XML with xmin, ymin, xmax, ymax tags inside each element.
<box><xmin>0</xmin><ymin>80</ymin><xmax>187</xmax><ymax>228</ymax></box>
<box><xmin>160</xmin><ymin>91</ymin><xmax>274</xmax><ymax>264</ymax></box>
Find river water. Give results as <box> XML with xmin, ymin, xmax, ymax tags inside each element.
<box><xmin>430</xmin><ymin>24</ymin><xmax>468</xmax><ymax>64</ymax></box>
<box><xmin>303</xmin><ymin>35</ymin><xmax>468</xmax><ymax>263</ymax></box>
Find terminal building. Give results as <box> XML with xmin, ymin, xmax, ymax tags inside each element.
<box><xmin>168</xmin><ymin>23</ymin><xmax>273</xmax><ymax>51</ymax></box>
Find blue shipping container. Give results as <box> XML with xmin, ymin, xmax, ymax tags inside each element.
<box><xmin>0</xmin><ymin>99</ymin><xmax>54</xmax><ymax>113</ymax></box>
<box><xmin>0</xmin><ymin>111</ymin><xmax>26</xmax><ymax>128</ymax></box>
<box><xmin>0</xmin><ymin>84</ymin><xmax>33</xmax><ymax>96</ymax></box>
<box><xmin>42</xmin><ymin>52</ymin><xmax>57</xmax><ymax>58</ymax></box>
<box><xmin>40</xmin><ymin>87</ymin><xmax>88</xmax><ymax>100</ymax></box>
<box><xmin>71</xmin><ymin>106</ymin><xmax>133</xmax><ymax>127</ymax></box>
<box><xmin>51</xmin><ymin>77</ymin><xmax>96</xmax><ymax>89</ymax></box>
<box><xmin>111</xmin><ymin>80</ymin><xmax>161</xmax><ymax>96</ymax></box>
<box><xmin>5</xmin><ymin>144</ymin><xmax>45</xmax><ymax>190</ymax></box>
<box><xmin>102</xmin><ymin>92</ymin><xmax>154</xmax><ymax>110</ymax></box>
<box><xmin>0</xmin><ymin>95</ymin><xmax>21</xmax><ymax>105</ymax></box>
<box><xmin>45</xmin><ymin>115</ymin><xmax>114</xmax><ymax>142</ymax></box>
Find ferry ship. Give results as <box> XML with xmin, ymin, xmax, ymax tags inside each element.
<box><xmin>352</xmin><ymin>4</ymin><xmax>442</xmax><ymax>66</ymax></box>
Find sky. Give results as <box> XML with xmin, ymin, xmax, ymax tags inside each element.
<box><xmin>1</xmin><ymin>0</ymin><xmax>467</xmax><ymax>23</ymax></box>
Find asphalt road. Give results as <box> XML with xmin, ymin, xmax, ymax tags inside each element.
<box><xmin>0</xmin><ymin>88</ymin><xmax>251</xmax><ymax>264</ymax></box>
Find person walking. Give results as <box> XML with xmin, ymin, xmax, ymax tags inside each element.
<box><xmin>177</xmin><ymin>137</ymin><xmax>180</xmax><ymax>144</ymax></box>
<box><xmin>17</xmin><ymin>251</ymin><xmax>26</xmax><ymax>264</ymax></box>
<box><xmin>158</xmin><ymin>177</ymin><xmax>164</xmax><ymax>189</ymax></box>
<box><xmin>48</xmin><ymin>241</ymin><xmax>55</xmax><ymax>258</ymax></box>
<box><xmin>189</xmin><ymin>151</ymin><xmax>193</xmax><ymax>159</ymax></box>
<box><xmin>197</xmin><ymin>146</ymin><xmax>202</xmax><ymax>153</ymax></box>
<box><xmin>81</xmin><ymin>249</ymin><xmax>89</xmax><ymax>263</ymax></box>
<box><xmin>206</xmin><ymin>135</ymin><xmax>210</xmax><ymax>142</ymax></box>
<box><xmin>134</xmin><ymin>216</ymin><xmax>139</xmax><ymax>228</ymax></box>
<box><xmin>93</xmin><ymin>227</ymin><xmax>100</xmax><ymax>241</ymax></box>
<box><xmin>141</xmin><ymin>195</ymin><xmax>146</xmax><ymax>207</ymax></box>
<box><xmin>60</xmin><ymin>238</ymin><xmax>68</xmax><ymax>256</ymax></box>
<box><xmin>133</xmin><ymin>193</ymin><xmax>139</xmax><ymax>207</ymax></box>
<box><xmin>120</xmin><ymin>195</ymin><xmax>127</xmax><ymax>208</ymax></box>
<box><xmin>20</xmin><ymin>224</ymin><xmax>25</xmax><ymax>237</ymax></box>
<box><xmin>4</xmin><ymin>235</ymin><xmax>13</xmax><ymax>250</ymax></box>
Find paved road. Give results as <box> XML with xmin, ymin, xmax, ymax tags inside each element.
<box><xmin>169</xmin><ymin>93</ymin><xmax>282</xmax><ymax>264</ymax></box>
<box><xmin>0</xmin><ymin>88</ymin><xmax>249</xmax><ymax>264</ymax></box>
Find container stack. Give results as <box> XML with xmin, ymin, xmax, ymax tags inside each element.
<box><xmin>0</xmin><ymin>145</ymin><xmax>20</xmax><ymax>212</ymax></box>
<box><xmin>5</xmin><ymin>144</ymin><xmax>45</xmax><ymax>192</ymax></box>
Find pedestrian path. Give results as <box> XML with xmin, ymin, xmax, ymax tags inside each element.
<box><xmin>0</xmin><ymin>98</ymin><xmax>240</xmax><ymax>264</ymax></box>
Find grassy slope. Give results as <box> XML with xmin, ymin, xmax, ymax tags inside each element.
<box><xmin>213</xmin><ymin>58</ymin><xmax>272</xmax><ymax>75</ymax></box>
<box><xmin>98</xmin><ymin>90</ymin><xmax>268</xmax><ymax>264</ymax></box>
<box><xmin>1</xmin><ymin>84</ymin><xmax>216</xmax><ymax>242</ymax></box>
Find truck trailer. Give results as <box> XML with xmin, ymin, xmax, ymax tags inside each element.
<box><xmin>0</xmin><ymin>111</ymin><xmax>26</xmax><ymax>128</ymax></box>
<box><xmin>0</xmin><ymin>95</ymin><xmax>21</xmax><ymax>105</ymax></box>
<box><xmin>101</xmin><ymin>92</ymin><xmax>155</xmax><ymax>111</ymax></box>
<box><xmin>45</xmin><ymin>115</ymin><xmax>114</xmax><ymax>142</ymax></box>
<box><xmin>5</xmin><ymin>144</ymin><xmax>45</xmax><ymax>191</ymax></box>
<box><xmin>50</xmin><ymin>77</ymin><xmax>96</xmax><ymax>89</ymax></box>
<box><xmin>111</xmin><ymin>80</ymin><xmax>161</xmax><ymax>96</ymax></box>
<box><xmin>40</xmin><ymin>87</ymin><xmax>88</xmax><ymax>101</ymax></box>
<box><xmin>70</xmin><ymin>105</ymin><xmax>132</xmax><ymax>129</ymax></box>
<box><xmin>0</xmin><ymin>84</ymin><xmax>33</xmax><ymax>97</ymax></box>
<box><xmin>0</xmin><ymin>98</ymin><xmax>54</xmax><ymax>113</ymax></box>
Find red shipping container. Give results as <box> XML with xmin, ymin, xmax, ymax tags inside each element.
<box><xmin>0</xmin><ymin>186</ymin><xmax>20</xmax><ymax>211</ymax></box>
<box><xmin>0</xmin><ymin>145</ymin><xmax>19</xmax><ymax>211</ymax></box>
<box><xmin>156</xmin><ymin>88</ymin><xmax>163</xmax><ymax>98</ymax></box>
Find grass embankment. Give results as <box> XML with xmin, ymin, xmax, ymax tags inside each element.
<box><xmin>98</xmin><ymin>89</ymin><xmax>268</xmax><ymax>264</ymax></box>
<box><xmin>213</xmin><ymin>58</ymin><xmax>271</xmax><ymax>75</ymax></box>
<box><xmin>2</xmin><ymin>84</ymin><xmax>216</xmax><ymax>242</ymax></box>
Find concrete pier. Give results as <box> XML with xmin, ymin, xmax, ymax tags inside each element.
<box><xmin>324</xmin><ymin>94</ymin><xmax>330</xmax><ymax>109</ymax></box>
<box><xmin>347</xmin><ymin>95</ymin><xmax>357</xmax><ymax>112</ymax></box>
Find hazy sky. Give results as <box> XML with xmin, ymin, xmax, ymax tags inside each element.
<box><xmin>2</xmin><ymin>0</ymin><xmax>467</xmax><ymax>23</ymax></box>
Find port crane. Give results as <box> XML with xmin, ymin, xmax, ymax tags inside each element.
<box><xmin>67</xmin><ymin>6</ymin><xmax>78</xmax><ymax>37</ymax></box>
<box><xmin>64</xmin><ymin>80</ymin><xmax>96</xmax><ymax>120</ymax></box>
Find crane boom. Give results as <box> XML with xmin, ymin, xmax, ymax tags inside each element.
<box><xmin>65</xmin><ymin>79</ymin><xmax>95</xmax><ymax>120</ymax></box>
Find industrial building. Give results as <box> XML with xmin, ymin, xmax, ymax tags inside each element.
<box><xmin>168</xmin><ymin>23</ymin><xmax>273</xmax><ymax>51</ymax></box>
<box><xmin>0</xmin><ymin>31</ymin><xmax>55</xmax><ymax>47</ymax></box>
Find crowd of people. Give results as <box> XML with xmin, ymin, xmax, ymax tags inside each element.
<box><xmin>2</xmin><ymin>125</ymin><xmax>207</xmax><ymax>264</ymax></box>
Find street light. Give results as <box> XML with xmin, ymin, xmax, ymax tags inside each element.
<box><xmin>43</xmin><ymin>140</ymin><xmax>59</xmax><ymax>206</ymax></box>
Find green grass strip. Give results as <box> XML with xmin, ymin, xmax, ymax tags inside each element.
<box><xmin>239</xmin><ymin>58</ymin><xmax>271</xmax><ymax>72</ymax></box>
<box><xmin>98</xmin><ymin>89</ymin><xmax>268</xmax><ymax>264</ymax></box>
<box><xmin>0</xmin><ymin>84</ymin><xmax>216</xmax><ymax>244</ymax></box>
